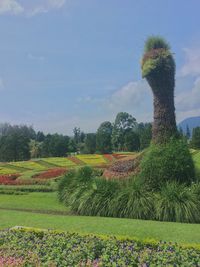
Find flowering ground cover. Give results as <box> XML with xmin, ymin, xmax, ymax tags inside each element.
<box><xmin>43</xmin><ymin>157</ymin><xmax>76</xmax><ymax>167</ymax></box>
<box><xmin>10</xmin><ymin>161</ymin><xmax>47</xmax><ymax>171</ymax></box>
<box><xmin>33</xmin><ymin>168</ymin><xmax>67</xmax><ymax>179</ymax></box>
<box><xmin>0</xmin><ymin>174</ymin><xmax>20</xmax><ymax>185</ymax></box>
<box><xmin>103</xmin><ymin>154</ymin><xmax>115</xmax><ymax>162</ymax></box>
<box><xmin>0</xmin><ymin>167</ymin><xmax>21</xmax><ymax>175</ymax></box>
<box><xmin>76</xmin><ymin>154</ymin><xmax>107</xmax><ymax>165</ymax></box>
<box><xmin>1</xmin><ymin>228</ymin><xmax>200</xmax><ymax>266</ymax></box>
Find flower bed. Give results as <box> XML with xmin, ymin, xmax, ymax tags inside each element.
<box><xmin>1</xmin><ymin>228</ymin><xmax>200</xmax><ymax>266</ymax></box>
<box><xmin>0</xmin><ymin>256</ymin><xmax>25</xmax><ymax>267</ymax></box>
<box><xmin>77</xmin><ymin>154</ymin><xmax>107</xmax><ymax>165</ymax></box>
<box><xmin>43</xmin><ymin>157</ymin><xmax>76</xmax><ymax>167</ymax></box>
<box><xmin>33</xmin><ymin>168</ymin><xmax>67</xmax><ymax>179</ymax></box>
<box><xmin>103</xmin><ymin>154</ymin><xmax>115</xmax><ymax>162</ymax></box>
<box><xmin>0</xmin><ymin>174</ymin><xmax>20</xmax><ymax>185</ymax></box>
<box><xmin>0</xmin><ymin>174</ymin><xmax>50</xmax><ymax>186</ymax></box>
<box><xmin>68</xmin><ymin>156</ymin><xmax>85</xmax><ymax>165</ymax></box>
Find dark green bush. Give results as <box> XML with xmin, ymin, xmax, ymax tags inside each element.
<box><xmin>140</xmin><ymin>138</ymin><xmax>195</xmax><ymax>190</ymax></box>
<box><xmin>57</xmin><ymin>170</ymin><xmax>76</xmax><ymax>203</ymax></box>
<box><xmin>155</xmin><ymin>182</ymin><xmax>200</xmax><ymax>223</ymax></box>
<box><xmin>76</xmin><ymin>178</ymin><xmax>120</xmax><ymax>216</ymax></box>
<box><xmin>58</xmin><ymin>165</ymin><xmax>200</xmax><ymax>223</ymax></box>
<box><xmin>76</xmin><ymin>165</ymin><xmax>93</xmax><ymax>183</ymax></box>
<box><xmin>111</xmin><ymin>177</ymin><xmax>155</xmax><ymax>219</ymax></box>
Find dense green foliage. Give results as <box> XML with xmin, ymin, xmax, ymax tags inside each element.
<box><xmin>0</xmin><ymin>124</ymin><xmax>32</xmax><ymax>162</ymax></box>
<box><xmin>111</xmin><ymin>112</ymin><xmax>137</xmax><ymax>151</ymax></box>
<box><xmin>155</xmin><ymin>182</ymin><xmax>200</xmax><ymax>223</ymax></box>
<box><xmin>136</xmin><ymin>122</ymin><xmax>152</xmax><ymax>149</ymax></box>
<box><xmin>96</xmin><ymin>121</ymin><xmax>113</xmax><ymax>153</ymax></box>
<box><xmin>140</xmin><ymin>138</ymin><xmax>195</xmax><ymax>189</ymax></box>
<box><xmin>84</xmin><ymin>133</ymin><xmax>96</xmax><ymax>154</ymax></box>
<box><xmin>40</xmin><ymin>134</ymin><xmax>70</xmax><ymax>157</ymax></box>
<box><xmin>124</xmin><ymin>131</ymin><xmax>140</xmax><ymax>151</ymax></box>
<box><xmin>58</xmin><ymin>166</ymin><xmax>200</xmax><ymax>223</ymax></box>
<box><xmin>191</xmin><ymin>127</ymin><xmax>200</xmax><ymax>149</ymax></box>
<box><xmin>144</xmin><ymin>36</ymin><xmax>170</xmax><ymax>53</ymax></box>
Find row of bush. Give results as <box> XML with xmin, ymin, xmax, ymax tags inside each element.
<box><xmin>0</xmin><ymin>184</ymin><xmax>57</xmax><ymax>195</ymax></box>
<box><xmin>1</xmin><ymin>228</ymin><xmax>200</xmax><ymax>266</ymax></box>
<box><xmin>58</xmin><ymin>165</ymin><xmax>200</xmax><ymax>223</ymax></box>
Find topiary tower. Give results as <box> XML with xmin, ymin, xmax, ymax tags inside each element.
<box><xmin>141</xmin><ymin>36</ymin><xmax>177</xmax><ymax>144</ymax></box>
<box><xmin>140</xmin><ymin>36</ymin><xmax>195</xmax><ymax>189</ymax></box>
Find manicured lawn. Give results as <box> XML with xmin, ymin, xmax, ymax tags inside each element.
<box><xmin>1</xmin><ymin>209</ymin><xmax>200</xmax><ymax>245</ymax></box>
<box><xmin>0</xmin><ymin>192</ymin><xmax>68</xmax><ymax>213</ymax></box>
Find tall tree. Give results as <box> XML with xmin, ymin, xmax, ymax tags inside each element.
<box><xmin>112</xmin><ymin>112</ymin><xmax>136</xmax><ymax>151</ymax></box>
<box><xmin>84</xmin><ymin>133</ymin><xmax>96</xmax><ymax>154</ymax></box>
<box><xmin>41</xmin><ymin>134</ymin><xmax>69</xmax><ymax>157</ymax></box>
<box><xmin>124</xmin><ymin>131</ymin><xmax>140</xmax><ymax>151</ymax></box>
<box><xmin>136</xmin><ymin>123</ymin><xmax>152</xmax><ymax>150</ymax></box>
<box><xmin>96</xmin><ymin>121</ymin><xmax>112</xmax><ymax>154</ymax></box>
<box><xmin>73</xmin><ymin>127</ymin><xmax>81</xmax><ymax>144</ymax></box>
<box><xmin>141</xmin><ymin>36</ymin><xmax>177</xmax><ymax>144</ymax></box>
<box><xmin>186</xmin><ymin>125</ymin><xmax>191</xmax><ymax>140</ymax></box>
<box><xmin>0</xmin><ymin>125</ymin><xmax>30</xmax><ymax>161</ymax></box>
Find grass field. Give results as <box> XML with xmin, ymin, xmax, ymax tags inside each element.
<box><xmin>0</xmin><ymin>192</ymin><xmax>68</xmax><ymax>213</ymax></box>
<box><xmin>1</xmin><ymin>209</ymin><xmax>200</xmax><ymax>245</ymax></box>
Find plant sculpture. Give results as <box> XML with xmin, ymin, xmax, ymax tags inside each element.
<box><xmin>140</xmin><ymin>36</ymin><xmax>195</xmax><ymax>188</ymax></box>
<box><xmin>141</xmin><ymin>36</ymin><xmax>177</xmax><ymax>144</ymax></box>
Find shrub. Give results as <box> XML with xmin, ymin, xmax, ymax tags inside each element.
<box><xmin>76</xmin><ymin>165</ymin><xmax>93</xmax><ymax>183</ymax></box>
<box><xmin>140</xmin><ymin>138</ymin><xmax>195</xmax><ymax>190</ymax></box>
<box><xmin>57</xmin><ymin>170</ymin><xmax>76</xmax><ymax>203</ymax></box>
<box><xmin>111</xmin><ymin>177</ymin><xmax>155</xmax><ymax>219</ymax></box>
<box><xmin>155</xmin><ymin>182</ymin><xmax>200</xmax><ymax>223</ymax></box>
<box><xmin>75</xmin><ymin>178</ymin><xmax>120</xmax><ymax>216</ymax></box>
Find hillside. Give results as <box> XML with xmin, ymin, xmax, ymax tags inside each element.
<box><xmin>178</xmin><ymin>116</ymin><xmax>200</xmax><ymax>135</ymax></box>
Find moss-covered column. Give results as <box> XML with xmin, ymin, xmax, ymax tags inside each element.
<box><xmin>141</xmin><ymin>38</ymin><xmax>177</xmax><ymax>144</ymax></box>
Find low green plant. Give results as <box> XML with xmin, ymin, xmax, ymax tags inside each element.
<box><xmin>1</xmin><ymin>228</ymin><xmax>200</xmax><ymax>266</ymax></box>
<box><xmin>155</xmin><ymin>182</ymin><xmax>200</xmax><ymax>223</ymax></box>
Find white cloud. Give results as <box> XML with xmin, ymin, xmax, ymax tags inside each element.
<box><xmin>108</xmin><ymin>81</ymin><xmax>149</xmax><ymax>110</ymax></box>
<box><xmin>76</xmin><ymin>81</ymin><xmax>153</xmax><ymax>123</ymax></box>
<box><xmin>0</xmin><ymin>78</ymin><xmax>4</xmax><ymax>91</ymax></box>
<box><xmin>0</xmin><ymin>0</ymin><xmax>68</xmax><ymax>16</ymax></box>
<box><xmin>27</xmin><ymin>0</ymin><xmax>67</xmax><ymax>16</ymax></box>
<box><xmin>27</xmin><ymin>53</ymin><xmax>45</xmax><ymax>61</ymax></box>
<box><xmin>180</xmin><ymin>47</ymin><xmax>200</xmax><ymax>77</ymax></box>
<box><xmin>28</xmin><ymin>6</ymin><xmax>48</xmax><ymax>16</ymax></box>
<box><xmin>176</xmin><ymin>76</ymin><xmax>200</xmax><ymax>121</ymax></box>
<box><xmin>48</xmin><ymin>0</ymin><xmax>66</xmax><ymax>9</ymax></box>
<box><xmin>0</xmin><ymin>0</ymin><xmax>24</xmax><ymax>15</ymax></box>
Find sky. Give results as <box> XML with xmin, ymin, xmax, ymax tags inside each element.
<box><xmin>0</xmin><ymin>0</ymin><xmax>200</xmax><ymax>134</ymax></box>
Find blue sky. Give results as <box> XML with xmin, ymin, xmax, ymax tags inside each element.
<box><xmin>0</xmin><ymin>0</ymin><xmax>200</xmax><ymax>134</ymax></box>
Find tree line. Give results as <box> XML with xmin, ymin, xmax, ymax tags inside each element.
<box><xmin>0</xmin><ymin>112</ymin><xmax>152</xmax><ymax>162</ymax></box>
<box><xmin>0</xmin><ymin>112</ymin><xmax>199</xmax><ymax>162</ymax></box>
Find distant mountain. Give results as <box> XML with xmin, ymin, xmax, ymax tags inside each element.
<box><xmin>178</xmin><ymin>116</ymin><xmax>200</xmax><ymax>135</ymax></box>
